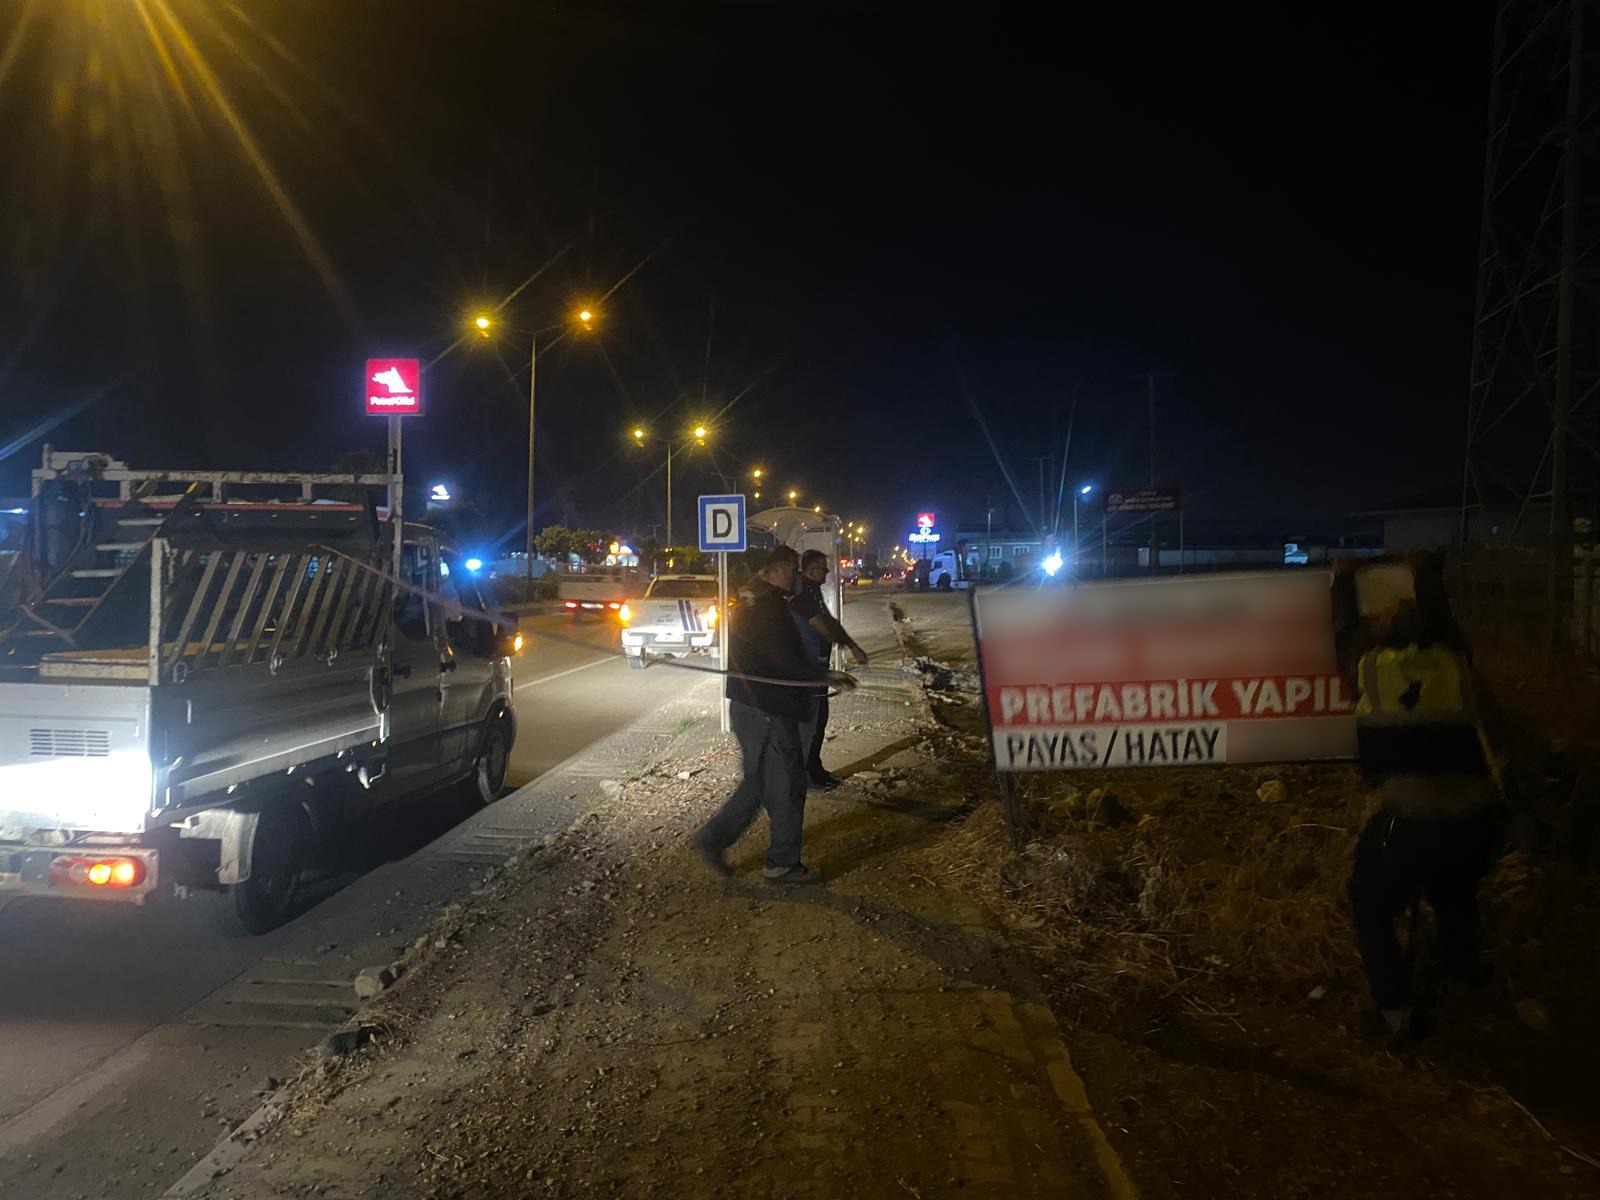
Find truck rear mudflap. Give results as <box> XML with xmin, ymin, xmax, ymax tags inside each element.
<box><xmin>0</xmin><ymin>843</ymin><xmax>159</xmax><ymax>904</ymax></box>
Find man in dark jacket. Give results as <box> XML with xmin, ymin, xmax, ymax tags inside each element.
<box><xmin>692</xmin><ymin>546</ymin><xmax>855</xmax><ymax>885</ymax></box>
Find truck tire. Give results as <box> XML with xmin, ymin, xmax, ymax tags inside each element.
<box><xmin>207</xmin><ymin>802</ymin><xmax>309</xmax><ymax>937</ymax></box>
<box><xmin>936</xmin><ymin>573</ymin><xmax>952</xmax><ymax>590</ymax></box>
<box><xmin>461</xmin><ymin>712</ymin><xmax>512</xmax><ymax>807</ymax></box>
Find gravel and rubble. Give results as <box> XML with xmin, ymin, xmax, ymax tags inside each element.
<box><xmin>179</xmin><ymin>595</ymin><xmax>1133</xmax><ymax>1199</ymax></box>
<box><xmin>175</xmin><ymin>591</ymin><xmax>1599</xmax><ymax>1199</ymax></box>
<box><xmin>894</xmin><ymin>594</ymin><xmax>1600</xmax><ymax>1197</ymax></box>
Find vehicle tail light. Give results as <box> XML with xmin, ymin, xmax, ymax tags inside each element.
<box><xmin>49</xmin><ymin>855</ymin><xmax>147</xmax><ymax>889</ymax></box>
<box><xmin>618</xmin><ymin>603</ymin><xmax>632</xmax><ymax>625</ymax></box>
<box><xmin>704</xmin><ymin>605</ymin><xmax>718</xmax><ymax>628</ymax></box>
<box><xmin>607</xmin><ymin>601</ymin><xmax>621</xmax><ymax>610</ymax></box>
<box><xmin>563</xmin><ymin>601</ymin><xmax>578</xmax><ymax>609</ymax></box>
<box><xmin>511</xmin><ymin>631</ymin><xmax>525</xmax><ymax>654</ymax></box>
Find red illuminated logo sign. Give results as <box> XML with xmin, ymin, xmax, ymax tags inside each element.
<box><xmin>916</xmin><ymin>512</ymin><xmax>936</xmax><ymax>530</ymax></box>
<box><xmin>364</xmin><ymin>358</ymin><xmax>422</xmax><ymax>416</ymax></box>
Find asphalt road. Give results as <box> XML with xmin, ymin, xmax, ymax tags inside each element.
<box><xmin>507</xmin><ymin>609</ymin><xmax>710</xmax><ymax>786</ymax></box>
<box><xmin>0</xmin><ymin>610</ymin><xmax>707</xmax><ymax>1200</ymax></box>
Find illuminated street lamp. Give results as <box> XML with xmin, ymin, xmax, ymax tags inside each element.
<box><xmin>787</xmin><ymin>488</ymin><xmax>799</xmax><ymax>504</ymax></box>
<box><xmin>470</xmin><ymin>305</ymin><xmax>599</xmax><ymax>579</ymax></box>
<box><xmin>629</xmin><ymin>422</ymin><xmax>711</xmax><ymax>544</ymax></box>
<box><xmin>1073</xmin><ymin>483</ymin><xmax>1095</xmax><ymax>569</ymax></box>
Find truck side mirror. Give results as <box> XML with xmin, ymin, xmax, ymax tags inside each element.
<box><xmin>492</xmin><ymin>612</ymin><xmax>524</xmax><ymax>658</ymax></box>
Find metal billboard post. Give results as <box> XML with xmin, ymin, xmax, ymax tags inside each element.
<box><xmin>365</xmin><ymin>358</ymin><xmax>421</xmax><ymax>572</ymax></box>
<box><xmin>717</xmin><ymin>551</ymin><xmax>730</xmax><ymax>732</ymax></box>
<box><xmin>388</xmin><ymin>416</ymin><xmax>403</xmax><ymax>569</ymax></box>
<box><xmin>698</xmin><ymin>493</ymin><xmax>748</xmax><ymax>735</ymax></box>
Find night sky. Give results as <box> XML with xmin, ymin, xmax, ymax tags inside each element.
<box><xmin>0</xmin><ymin>2</ymin><xmax>1488</xmax><ymax>552</ymax></box>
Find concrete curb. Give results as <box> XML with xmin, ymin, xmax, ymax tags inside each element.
<box><xmin>884</xmin><ymin>594</ymin><xmax>1140</xmax><ymax>1200</ymax></box>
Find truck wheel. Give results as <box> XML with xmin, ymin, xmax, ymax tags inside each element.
<box><xmin>937</xmin><ymin>574</ymin><xmax>953</xmax><ymax>590</ymax></box>
<box><xmin>462</xmin><ymin>713</ymin><xmax>512</xmax><ymax>806</ymax></box>
<box><xmin>208</xmin><ymin>803</ymin><xmax>308</xmax><ymax>937</ymax></box>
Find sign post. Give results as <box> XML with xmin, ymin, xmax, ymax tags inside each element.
<box><xmin>699</xmin><ymin>494</ymin><xmax>748</xmax><ymax>733</ymax></box>
<box><xmin>365</xmin><ymin>358</ymin><xmax>424</xmax><ymax>569</ymax></box>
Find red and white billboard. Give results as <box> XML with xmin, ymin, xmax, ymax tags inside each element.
<box><xmin>973</xmin><ymin>571</ymin><xmax>1356</xmax><ymax>771</ymax></box>
<box><xmin>364</xmin><ymin>358</ymin><xmax>422</xmax><ymax>416</ymax></box>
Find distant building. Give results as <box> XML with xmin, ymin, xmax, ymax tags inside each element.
<box><xmin>953</xmin><ymin>516</ymin><xmax>1382</xmax><ymax>580</ymax></box>
<box><xmin>1358</xmin><ymin>487</ymin><xmax>1546</xmax><ymax>554</ymax></box>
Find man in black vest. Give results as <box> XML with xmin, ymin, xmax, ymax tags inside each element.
<box><xmin>692</xmin><ymin>546</ymin><xmax>856</xmax><ymax>884</ymax></box>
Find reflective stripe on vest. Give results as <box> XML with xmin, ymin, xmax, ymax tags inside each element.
<box><xmin>1354</xmin><ymin>646</ymin><xmax>1474</xmax><ymax>727</ymax></box>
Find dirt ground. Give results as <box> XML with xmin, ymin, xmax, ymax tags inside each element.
<box><xmin>894</xmin><ymin>593</ymin><xmax>1600</xmax><ymax>1198</ymax></box>
<box><xmin>184</xmin><ymin>590</ymin><xmax>1600</xmax><ymax>1199</ymax></box>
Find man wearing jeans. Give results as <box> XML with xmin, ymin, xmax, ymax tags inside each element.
<box><xmin>692</xmin><ymin>546</ymin><xmax>854</xmax><ymax>885</ymax></box>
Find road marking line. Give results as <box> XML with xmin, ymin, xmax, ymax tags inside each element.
<box><xmin>513</xmin><ymin>655</ymin><xmax>613</xmax><ymax>691</ymax></box>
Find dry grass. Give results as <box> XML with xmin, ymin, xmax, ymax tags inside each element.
<box><xmin>918</xmin><ymin>763</ymin><xmax>1370</xmax><ymax>1020</ymax></box>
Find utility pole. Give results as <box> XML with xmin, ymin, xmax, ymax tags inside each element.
<box><xmin>1026</xmin><ymin>456</ymin><xmax>1053</xmax><ymax>535</ymax></box>
<box><xmin>985</xmin><ymin>502</ymin><xmax>994</xmax><ymax>580</ymax></box>
<box><xmin>525</xmin><ymin>334</ymin><xmax>538</xmax><ymax>581</ymax></box>
<box><xmin>1137</xmin><ymin>370</ymin><xmax>1174</xmax><ymax>572</ymax></box>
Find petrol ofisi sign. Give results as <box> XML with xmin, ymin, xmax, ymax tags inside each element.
<box><xmin>364</xmin><ymin>358</ymin><xmax>423</xmax><ymax>416</ymax></box>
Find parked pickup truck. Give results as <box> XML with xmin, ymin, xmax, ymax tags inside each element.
<box><xmin>620</xmin><ymin>574</ymin><xmax>719</xmax><ymax>668</ymax></box>
<box><xmin>0</xmin><ymin>450</ymin><xmax>521</xmax><ymax>934</ymax></box>
<box><xmin>556</xmin><ymin>566</ymin><xmax>632</xmax><ymax>618</ymax></box>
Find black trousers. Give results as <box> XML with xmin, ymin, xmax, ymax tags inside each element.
<box><xmin>698</xmin><ymin>702</ymin><xmax>808</xmax><ymax>870</ymax></box>
<box><xmin>1347</xmin><ymin>805</ymin><xmax>1500</xmax><ymax>1011</ymax></box>
<box><xmin>799</xmin><ymin>694</ymin><xmax>830</xmax><ymax>782</ymax></box>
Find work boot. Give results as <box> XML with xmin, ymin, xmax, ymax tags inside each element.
<box><xmin>763</xmin><ymin>863</ymin><xmax>826</xmax><ymax>886</ymax></box>
<box><xmin>807</xmin><ymin>773</ymin><xmax>842</xmax><ymax>794</ymax></box>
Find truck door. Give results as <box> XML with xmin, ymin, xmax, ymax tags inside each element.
<box><xmin>386</xmin><ymin>535</ymin><xmax>452</xmax><ymax>793</ymax></box>
<box><xmin>434</xmin><ymin>549</ymin><xmax>497</xmax><ymax>772</ymax></box>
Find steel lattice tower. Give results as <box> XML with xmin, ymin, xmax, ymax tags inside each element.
<box><xmin>1463</xmin><ymin>0</ymin><xmax>1599</xmax><ymax>649</ymax></box>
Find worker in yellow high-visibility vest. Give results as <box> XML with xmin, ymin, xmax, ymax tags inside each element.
<box><xmin>1334</xmin><ymin>555</ymin><xmax>1505</xmax><ymax>1046</ymax></box>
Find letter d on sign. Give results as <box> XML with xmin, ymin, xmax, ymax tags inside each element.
<box><xmin>712</xmin><ymin>509</ymin><xmax>732</xmax><ymax>539</ymax></box>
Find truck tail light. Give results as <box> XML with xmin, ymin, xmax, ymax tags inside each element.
<box><xmin>618</xmin><ymin>603</ymin><xmax>632</xmax><ymax>625</ymax></box>
<box><xmin>703</xmin><ymin>605</ymin><xmax>718</xmax><ymax>628</ymax></box>
<box><xmin>50</xmin><ymin>855</ymin><xmax>147</xmax><ymax>890</ymax></box>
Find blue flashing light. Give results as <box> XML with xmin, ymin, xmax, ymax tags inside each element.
<box><xmin>465</xmin><ymin>557</ymin><xmax>484</xmax><ymax>572</ymax></box>
<box><xmin>1042</xmin><ymin>550</ymin><xmax>1064</xmax><ymax>577</ymax></box>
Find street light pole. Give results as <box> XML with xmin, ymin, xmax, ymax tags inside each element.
<box><xmin>665</xmin><ymin>440</ymin><xmax>673</xmax><ymax>547</ymax></box>
<box><xmin>525</xmin><ymin>333</ymin><xmax>537</xmax><ymax>581</ymax></box>
<box><xmin>1072</xmin><ymin>485</ymin><xmax>1093</xmax><ymax>567</ymax></box>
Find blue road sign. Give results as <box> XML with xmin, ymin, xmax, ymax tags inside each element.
<box><xmin>698</xmin><ymin>494</ymin><xmax>747</xmax><ymax>553</ymax></box>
